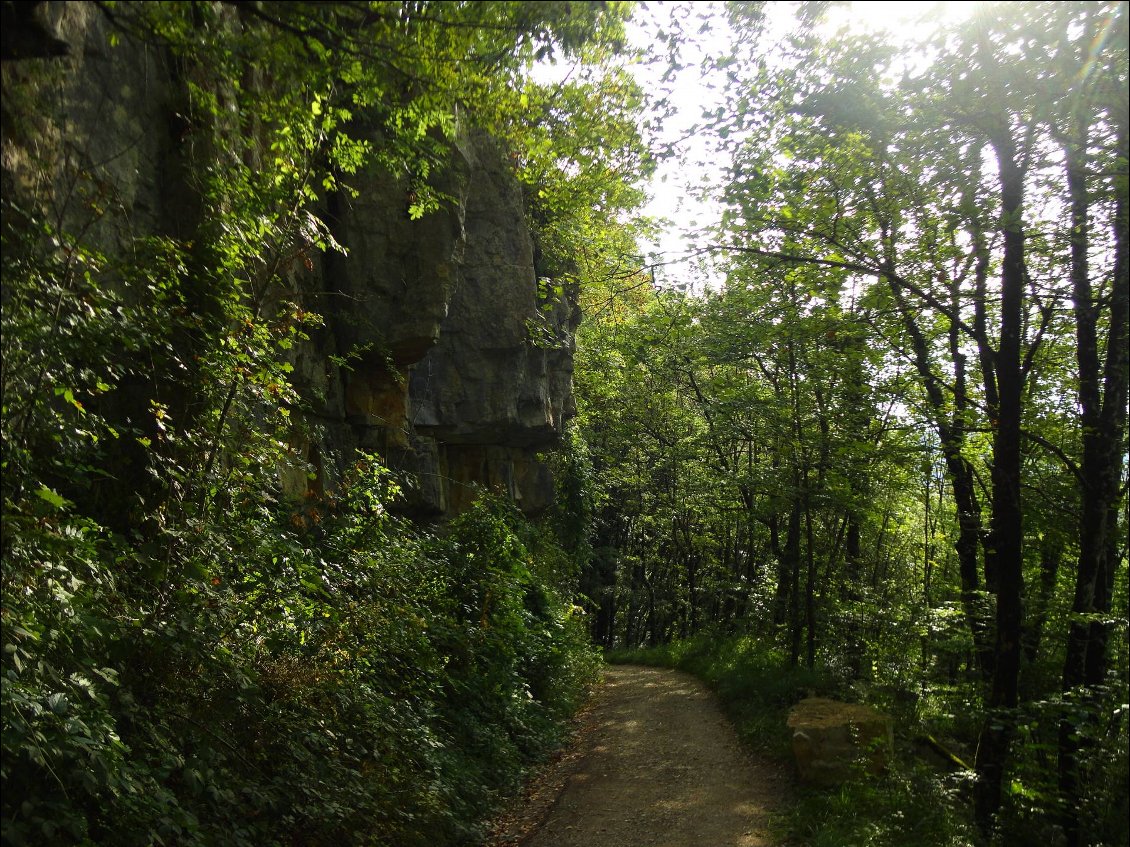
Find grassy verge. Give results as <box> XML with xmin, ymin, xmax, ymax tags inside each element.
<box><xmin>606</xmin><ymin>635</ymin><xmax>981</xmax><ymax>847</ymax></box>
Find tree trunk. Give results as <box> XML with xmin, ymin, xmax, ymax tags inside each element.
<box><xmin>804</xmin><ymin>501</ymin><xmax>818</xmax><ymax>668</ymax></box>
<box><xmin>1022</xmin><ymin>539</ymin><xmax>1061</xmax><ymax>670</ymax></box>
<box><xmin>1058</xmin><ymin>115</ymin><xmax>1130</xmax><ymax>847</ymax></box>
<box><xmin>889</xmin><ymin>280</ymin><xmax>994</xmax><ymax>679</ymax></box>
<box><xmin>973</xmin><ymin>124</ymin><xmax>1027</xmax><ymax>835</ymax></box>
<box><xmin>785</xmin><ymin>497</ymin><xmax>803</xmax><ymax>666</ymax></box>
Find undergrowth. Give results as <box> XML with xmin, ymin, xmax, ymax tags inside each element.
<box><xmin>2</xmin><ymin>477</ymin><xmax>600</xmax><ymax>847</ymax></box>
<box><xmin>1</xmin><ymin>5</ymin><xmax>612</xmax><ymax>843</ymax></box>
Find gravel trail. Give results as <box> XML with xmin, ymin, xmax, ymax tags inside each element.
<box><xmin>487</xmin><ymin>664</ymin><xmax>787</xmax><ymax>847</ymax></box>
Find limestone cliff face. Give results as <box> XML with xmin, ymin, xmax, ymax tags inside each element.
<box><xmin>2</xmin><ymin>1</ymin><xmax>577</xmax><ymax>519</ymax></box>
<box><xmin>303</xmin><ymin>131</ymin><xmax>579</xmax><ymax>517</ymax></box>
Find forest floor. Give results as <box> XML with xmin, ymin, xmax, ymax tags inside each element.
<box><xmin>485</xmin><ymin>664</ymin><xmax>790</xmax><ymax>847</ymax></box>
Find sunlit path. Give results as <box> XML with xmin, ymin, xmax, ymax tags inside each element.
<box><xmin>522</xmin><ymin>665</ymin><xmax>785</xmax><ymax>847</ymax></box>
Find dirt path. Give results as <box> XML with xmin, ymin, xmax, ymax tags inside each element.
<box><xmin>487</xmin><ymin>664</ymin><xmax>788</xmax><ymax>847</ymax></box>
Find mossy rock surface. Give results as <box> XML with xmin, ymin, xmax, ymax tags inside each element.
<box><xmin>787</xmin><ymin>697</ymin><xmax>894</xmax><ymax>786</ymax></box>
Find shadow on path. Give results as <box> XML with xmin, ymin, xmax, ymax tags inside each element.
<box><xmin>515</xmin><ymin>664</ymin><xmax>787</xmax><ymax>847</ymax></box>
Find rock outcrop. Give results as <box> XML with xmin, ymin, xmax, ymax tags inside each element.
<box><xmin>787</xmin><ymin>697</ymin><xmax>894</xmax><ymax>786</ymax></box>
<box><xmin>2</xmin><ymin>2</ymin><xmax>577</xmax><ymax>520</ymax></box>
<box><xmin>311</xmin><ymin>131</ymin><xmax>579</xmax><ymax>517</ymax></box>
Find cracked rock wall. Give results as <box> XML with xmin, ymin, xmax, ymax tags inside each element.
<box><xmin>2</xmin><ymin>1</ymin><xmax>577</xmax><ymax>520</ymax></box>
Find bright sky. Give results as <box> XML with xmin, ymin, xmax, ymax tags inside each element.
<box><xmin>630</xmin><ymin>1</ymin><xmax>986</xmax><ymax>292</ymax></box>
<box><xmin>823</xmin><ymin>0</ymin><xmax>984</xmax><ymax>35</ymax></box>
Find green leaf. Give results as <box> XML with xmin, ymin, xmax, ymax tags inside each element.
<box><xmin>34</xmin><ymin>486</ymin><xmax>68</xmax><ymax>509</ymax></box>
<box><xmin>47</xmin><ymin>692</ymin><xmax>69</xmax><ymax>715</ymax></box>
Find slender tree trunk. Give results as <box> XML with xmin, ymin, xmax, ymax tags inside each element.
<box><xmin>769</xmin><ymin>510</ymin><xmax>789</xmax><ymax>626</ymax></box>
<box><xmin>948</xmin><ymin>452</ymin><xmax>994</xmax><ymax>679</ymax></box>
<box><xmin>625</xmin><ymin>559</ymin><xmax>642</xmax><ymax>648</ymax></box>
<box><xmin>842</xmin><ymin>509</ymin><xmax>866</xmax><ymax>677</ymax></box>
<box><xmin>644</xmin><ymin>566</ymin><xmax>657</xmax><ymax>647</ymax></box>
<box><xmin>973</xmin><ymin>125</ymin><xmax>1028</xmax><ymax>834</ymax></box>
<box><xmin>1058</xmin><ymin>115</ymin><xmax>1130</xmax><ymax>847</ymax></box>
<box><xmin>785</xmin><ymin>496</ymin><xmax>803</xmax><ymax>666</ymax></box>
<box><xmin>1022</xmin><ymin>540</ymin><xmax>1061</xmax><ymax>670</ymax></box>
<box><xmin>890</xmin><ymin>281</ymin><xmax>994</xmax><ymax>679</ymax></box>
<box><xmin>804</xmin><ymin>501</ymin><xmax>818</xmax><ymax>668</ymax></box>
<box><xmin>680</xmin><ymin>517</ymin><xmax>701</xmax><ymax>635</ymax></box>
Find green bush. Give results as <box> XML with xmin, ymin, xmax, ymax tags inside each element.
<box><xmin>2</xmin><ymin>464</ymin><xmax>598</xmax><ymax>846</ymax></box>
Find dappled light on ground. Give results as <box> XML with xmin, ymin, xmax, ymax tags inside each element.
<box><xmin>515</xmin><ymin>665</ymin><xmax>787</xmax><ymax>847</ymax></box>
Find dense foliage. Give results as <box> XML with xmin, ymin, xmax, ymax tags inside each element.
<box><xmin>1</xmin><ymin>2</ymin><xmax>646</xmax><ymax>844</ymax></box>
<box><xmin>4</xmin><ymin>1</ymin><xmax>1128</xmax><ymax>846</ymax></box>
<box><xmin>3</xmin><ymin>476</ymin><xmax>598</xmax><ymax>846</ymax></box>
<box><xmin>572</xmin><ymin>2</ymin><xmax>1128</xmax><ymax>845</ymax></box>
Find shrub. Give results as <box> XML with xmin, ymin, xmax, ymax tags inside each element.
<box><xmin>2</xmin><ymin>460</ymin><xmax>598</xmax><ymax>846</ymax></box>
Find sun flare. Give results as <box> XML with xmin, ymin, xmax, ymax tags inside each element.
<box><xmin>820</xmin><ymin>0</ymin><xmax>984</xmax><ymax>39</ymax></box>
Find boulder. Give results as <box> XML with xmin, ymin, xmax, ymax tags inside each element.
<box><xmin>787</xmin><ymin>697</ymin><xmax>894</xmax><ymax>786</ymax></box>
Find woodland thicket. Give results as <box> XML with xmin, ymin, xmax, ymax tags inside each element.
<box><xmin>2</xmin><ymin>2</ymin><xmax>1128</xmax><ymax>847</ymax></box>
<box><xmin>1</xmin><ymin>2</ymin><xmax>647</xmax><ymax>844</ymax></box>
<box><xmin>575</xmin><ymin>3</ymin><xmax>1128</xmax><ymax>846</ymax></box>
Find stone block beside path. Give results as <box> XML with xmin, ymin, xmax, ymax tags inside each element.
<box><xmin>787</xmin><ymin>697</ymin><xmax>894</xmax><ymax>786</ymax></box>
